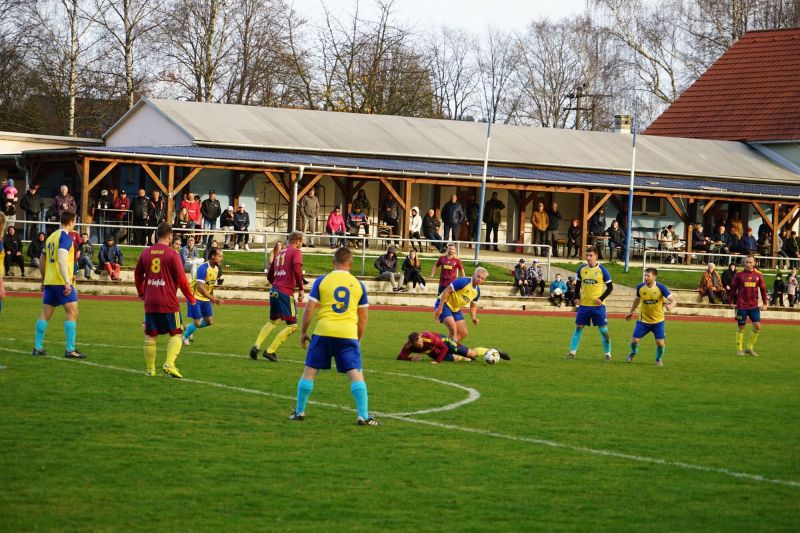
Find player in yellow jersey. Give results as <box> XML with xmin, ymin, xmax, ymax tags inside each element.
<box><xmin>33</xmin><ymin>211</ymin><xmax>85</xmax><ymax>358</ymax></box>
<box><xmin>566</xmin><ymin>246</ymin><xmax>613</xmax><ymax>361</ymax></box>
<box><xmin>433</xmin><ymin>267</ymin><xmax>488</xmax><ymax>343</ymax></box>
<box><xmin>625</xmin><ymin>267</ymin><xmax>676</xmax><ymax>366</ymax></box>
<box><xmin>181</xmin><ymin>247</ymin><xmax>223</xmax><ymax>345</ymax></box>
<box><xmin>291</xmin><ymin>247</ymin><xmax>377</xmax><ymax>426</ymax></box>
<box><xmin>0</xmin><ymin>213</ymin><xmax>6</xmax><ymax>318</ymax></box>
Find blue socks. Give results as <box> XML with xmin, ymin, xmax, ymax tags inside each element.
<box><xmin>64</xmin><ymin>321</ymin><xmax>77</xmax><ymax>352</ymax></box>
<box><xmin>350</xmin><ymin>381</ymin><xmax>369</xmax><ymax>420</ymax></box>
<box><xmin>656</xmin><ymin>345</ymin><xmax>665</xmax><ymax>361</ymax></box>
<box><xmin>35</xmin><ymin>319</ymin><xmax>48</xmax><ymax>350</ymax></box>
<box><xmin>182</xmin><ymin>319</ymin><xmax>209</xmax><ymax>340</ymax></box>
<box><xmin>295</xmin><ymin>378</ymin><xmax>314</xmax><ymax>415</ymax></box>
<box><xmin>569</xmin><ymin>327</ymin><xmax>584</xmax><ymax>352</ymax></box>
<box><xmin>599</xmin><ymin>326</ymin><xmax>611</xmax><ymax>354</ymax></box>
<box><xmin>629</xmin><ymin>341</ymin><xmax>639</xmax><ymax>355</ymax></box>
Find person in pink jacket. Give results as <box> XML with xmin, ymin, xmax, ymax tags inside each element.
<box><xmin>326</xmin><ymin>206</ymin><xmax>346</xmax><ymax>248</ymax></box>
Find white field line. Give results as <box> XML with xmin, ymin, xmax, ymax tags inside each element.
<box><xmin>2</xmin><ymin>343</ymin><xmax>800</xmax><ymax>488</ymax></box>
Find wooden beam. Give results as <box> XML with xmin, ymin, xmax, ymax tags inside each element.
<box><xmin>172</xmin><ymin>167</ymin><xmax>202</xmax><ymax>197</ymax></box>
<box><xmin>297</xmin><ymin>173</ymin><xmax>326</xmax><ymax>199</ymax></box>
<box><xmin>665</xmin><ymin>196</ymin><xmax>688</xmax><ymax>222</ymax></box>
<box><xmin>264</xmin><ymin>171</ymin><xmax>290</xmax><ymax>202</ymax></box>
<box><xmin>771</xmin><ymin>202</ymin><xmax>780</xmax><ymax>259</ymax></box>
<box><xmin>402</xmin><ymin>180</ymin><xmax>412</xmax><ymax>251</ymax></box>
<box><xmin>141</xmin><ymin>164</ymin><xmax>168</xmax><ymax>195</ymax></box>
<box><xmin>87</xmin><ymin>161</ymin><xmax>118</xmax><ymax>192</ymax></box>
<box><xmin>750</xmin><ymin>202</ymin><xmax>771</xmax><ymax>229</ymax></box>
<box><xmin>80</xmin><ymin>157</ymin><xmax>90</xmax><ymax>222</ymax></box>
<box><xmin>233</xmin><ymin>172</ymin><xmax>253</xmax><ymax>201</ymax></box>
<box><xmin>379</xmin><ymin>177</ymin><xmax>405</xmax><ymax>210</ymax></box>
<box><xmin>702</xmin><ymin>199</ymin><xmax>717</xmax><ymax>215</ymax></box>
<box><xmin>586</xmin><ymin>192</ymin><xmax>612</xmax><ymax>219</ymax></box>
<box><xmin>777</xmin><ymin>204</ymin><xmax>799</xmax><ymax>230</ymax></box>
<box><xmin>351</xmin><ymin>179</ymin><xmax>368</xmax><ymax>194</ymax></box>
<box><xmin>581</xmin><ymin>190</ymin><xmax>589</xmax><ymax>253</ymax></box>
<box><xmin>166</xmin><ymin>165</ymin><xmax>175</xmax><ymax>223</ymax></box>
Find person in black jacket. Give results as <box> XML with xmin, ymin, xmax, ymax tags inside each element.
<box><xmin>3</xmin><ymin>226</ymin><xmax>25</xmax><ymax>276</ymax></box>
<box><xmin>148</xmin><ymin>189</ymin><xmax>166</xmax><ymax>245</ymax></box>
<box><xmin>588</xmin><ymin>207</ymin><xmax>606</xmax><ymax>259</ymax></box>
<box><xmin>131</xmin><ymin>188</ymin><xmax>151</xmax><ymax>245</ymax></box>
<box><xmin>604</xmin><ymin>220</ymin><xmax>625</xmax><ymax>260</ymax></box>
<box><xmin>27</xmin><ymin>231</ymin><xmax>46</xmax><ymax>270</ymax></box>
<box><xmin>567</xmin><ymin>218</ymin><xmax>581</xmax><ymax>258</ymax></box>
<box><xmin>220</xmin><ymin>206</ymin><xmax>235</xmax><ymax>249</ymax></box>
<box><xmin>233</xmin><ymin>204</ymin><xmax>250</xmax><ymax>250</ymax></box>
<box><xmin>546</xmin><ymin>202</ymin><xmax>563</xmax><ymax>257</ymax></box>
<box><xmin>401</xmin><ymin>249</ymin><xmax>426</xmax><ymax>290</ymax></box>
<box><xmin>440</xmin><ymin>195</ymin><xmax>464</xmax><ymax>243</ymax></box>
<box><xmin>200</xmin><ymin>190</ymin><xmax>222</xmax><ymax>246</ymax></box>
<box><xmin>422</xmin><ymin>208</ymin><xmax>445</xmax><ymax>253</ymax></box>
<box><xmin>20</xmin><ymin>184</ymin><xmax>44</xmax><ymax>240</ymax></box>
<box><xmin>94</xmin><ymin>189</ymin><xmax>114</xmax><ymax>242</ymax></box>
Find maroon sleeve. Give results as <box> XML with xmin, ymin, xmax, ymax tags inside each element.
<box><xmin>172</xmin><ymin>253</ymin><xmax>195</xmax><ymax>304</ymax></box>
<box><xmin>397</xmin><ymin>343</ymin><xmax>412</xmax><ymax>361</ymax></box>
<box><xmin>134</xmin><ymin>252</ymin><xmax>146</xmax><ymax>298</ymax></box>
<box><xmin>293</xmin><ymin>256</ymin><xmax>304</xmax><ymax>292</ymax></box>
<box><xmin>759</xmin><ymin>274</ymin><xmax>768</xmax><ymax>304</ymax></box>
<box><xmin>729</xmin><ymin>272</ymin><xmax>740</xmax><ymax>304</ymax></box>
<box><xmin>431</xmin><ymin>338</ymin><xmax>450</xmax><ymax>363</ymax></box>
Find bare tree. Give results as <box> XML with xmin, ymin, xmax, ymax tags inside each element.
<box><xmin>426</xmin><ymin>26</ymin><xmax>480</xmax><ymax>120</ymax></box>
<box><xmin>476</xmin><ymin>28</ymin><xmax>518</xmax><ymax>123</ymax></box>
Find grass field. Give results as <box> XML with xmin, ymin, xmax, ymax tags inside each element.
<box><xmin>1</xmin><ymin>296</ymin><xmax>799</xmax><ymax>531</ymax></box>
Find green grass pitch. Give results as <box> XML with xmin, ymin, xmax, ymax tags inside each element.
<box><xmin>1</xmin><ymin>296</ymin><xmax>799</xmax><ymax>530</ymax></box>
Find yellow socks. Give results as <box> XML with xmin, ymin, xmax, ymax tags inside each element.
<box><xmin>748</xmin><ymin>331</ymin><xmax>760</xmax><ymax>349</ymax></box>
<box><xmin>267</xmin><ymin>325</ymin><xmax>298</xmax><ymax>353</ymax></box>
<box><xmin>736</xmin><ymin>331</ymin><xmax>744</xmax><ymax>351</ymax></box>
<box><xmin>254</xmin><ymin>320</ymin><xmax>279</xmax><ymax>349</ymax></box>
<box><xmin>474</xmin><ymin>347</ymin><xmax>489</xmax><ymax>357</ymax></box>
<box><xmin>144</xmin><ymin>338</ymin><xmax>157</xmax><ymax>372</ymax></box>
<box><xmin>166</xmin><ymin>335</ymin><xmax>183</xmax><ymax>366</ymax></box>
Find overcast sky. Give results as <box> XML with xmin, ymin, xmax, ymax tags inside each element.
<box><xmin>297</xmin><ymin>0</ymin><xmax>591</xmax><ymax>34</ymax></box>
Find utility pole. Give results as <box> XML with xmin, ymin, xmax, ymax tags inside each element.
<box><xmin>564</xmin><ymin>83</ymin><xmax>611</xmax><ymax>130</ymax></box>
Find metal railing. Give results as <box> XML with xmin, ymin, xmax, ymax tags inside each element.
<box><xmin>642</xmin><ymin>249</ymin><xmax>797</xmax><ymax>282</ymax></box>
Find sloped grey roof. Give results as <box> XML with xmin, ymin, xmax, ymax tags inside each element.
<box><xmin>104</xmin><ymin>98</ymin><xmax>800</xmax><ymax>184</ymax></box>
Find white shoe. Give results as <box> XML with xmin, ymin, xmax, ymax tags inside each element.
<box><xmin>604</xmin><ymin>353</ymin><xmax>612</xmax><ymax>361</ymax></box>
<box><xmin>181</xmin><ymin>337</ymin><xmax>191</xmax><ymax>346</ymax></box>
<box><xmin>244</xmin><ymin>244</ymin><xmax>250</xmax><ymax>251</ymax></box>
<box><xmin>234</xmin><ymin>244</ymin><xmax>239</xmax><ymax>250</ymax></box>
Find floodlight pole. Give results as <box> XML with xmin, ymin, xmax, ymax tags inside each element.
<box><xmin>624</xmin><ymin>97</ymin><xmax>638</xmax><ymax>273</ymax></box>
<box><xmin>474</xmin><ymin>92</ymin><xmax>494</xmax><ymax>265</ymax></box>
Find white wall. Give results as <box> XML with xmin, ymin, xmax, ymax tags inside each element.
<box><xmin>105</xmin><ymin>104</ymin><xmax>193</xmax><ymax>147</ymax></box>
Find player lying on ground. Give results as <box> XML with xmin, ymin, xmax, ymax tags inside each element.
<box><xmin>397</xmin><ymin>331</ymin><xmax>510</xmax><ymax>364</ymax></box>
<box><xmin>182</xmin><ymin>247</ymin><xmax>224</xmax><ymax>345</ymax></box>
<box><xmin>433</xmin><ymin>267</ymin><xmax>488</xmax><ymax>343</ymax></box>
<box><xmin>625</xmin><ymin>267</ymin><xmax>676</xmax><ymax>367</ymax></box>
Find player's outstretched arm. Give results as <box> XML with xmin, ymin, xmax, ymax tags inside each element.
<box><xmin>665</xmin><ymin>294</ymin><xmax>677</xmax><ymax>312</ymax></box>
<box><xmin>470</xmin><ymin>301</ymin><xmax>479</xmax><ymax>325</ymax></box>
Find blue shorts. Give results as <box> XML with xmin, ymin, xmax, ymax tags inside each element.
<box><xmin>575</xmin><ymin>305</ymin><xmax>607</xmax><ymax>327</ymax></box>
<box><xmin>270</xmin><ymin>289</ymin><xmax>297</xmax><ymax>324</ymax></box>
<box><xmin>43</xmin><ymin>285</ymin><xmax>78</xmax><ymax>307</ymax></box>
<box><xmin>187</xmin><ymin>300</ymin><xmax>213</xmax><ymax>320</ymax></box>
<box><xmin>736</xmin><ymin>308</ymin><xmax>761</xmax><ymax>326</ymax></box>
<box><xmin>144</xmin><ymin>312</ymin><xmax>183</xmax><ymax>337</ymax></box>
<box><xmin>632</xmin><ymin>320</ymin><xmax>666</xmax><ymax>340</ymax></box>
<box><xmin>305</xmin><ymin>335</ymin><xmax>361</xmax><ymax>373</ymax></box>
<box><xmin>436</xmin><ymin>303</ymin><xmax>464</xmax><ymax>324</ymax></box>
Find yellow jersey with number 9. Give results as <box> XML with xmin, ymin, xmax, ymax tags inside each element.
<box><xmin>44</xmin><ymin>229</ymin><xmax>75</xmax><ymax>286</ymax></box>
<box><xmin>308</xmin><ymin>270</ymin><xmax>368</xmax><ymax>339</ymax></box>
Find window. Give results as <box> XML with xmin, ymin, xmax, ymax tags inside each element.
<box><xmin>632</xmin><ymin>197</ymin><xmax>665</xmax><ymax>216</ymax></box>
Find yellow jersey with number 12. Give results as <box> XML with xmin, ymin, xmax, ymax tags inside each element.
<box><xmin>308</xmin><ymin>270</ymin><xmax>368</xmax><ymax>339</ymax></box>
<box><xmin>44</xmin><ymin>229</ymin><xmax>75</xmax><ymax>286</ymax></box>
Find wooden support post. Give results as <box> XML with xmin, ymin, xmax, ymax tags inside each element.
<box><xmin>141</xmin><ymin>164</ymin><xmax>168</xmax><ymax>195</ymax></box>
<box><xmin>297</xmin><ymin>173</ymin><xmax>326</xmax><ymax>199</ymax></box>
<box><xmin>702</xmin><ymin>199</ymin><xmax>717</xmax><ymax>214</ymax></box>
<box><xmin>166</xmin><ymin>165</ymin><xmax>175</xmax><ymax>223</ymax></box>
<box><xmin>379</xmin><ymin>177</ymin><xmax>405</xmax><ymax>209</ymax></box>
<box><xmin>771</xmin><ymin>202</ymin><xmax>780</xmax><ymax>260</ymax></box>
<box><xmin>402</xmin><ymin>179</ymin><xmax>412</xmax><ymax>251</ymax></box>
<box><xmin>80</xmin><ymin>157</ymin><xmax>90</xmax><ymax>222</ymax></box>
<box><xmin>581</xmin><ymin>190</ymin><xmax>589</xmax><ymax>253</ymax></box>
<box><xmin>172</xmin><ymin>167</ymin><xmax>202</xmax><ymax>197</ymax></box>
<box><xmin>264</xmin><ymin>171</ymin><xmax>290</xmax><ymax>202</ymax></box>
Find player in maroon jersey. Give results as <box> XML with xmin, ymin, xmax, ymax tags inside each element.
<box><xmin>429</xmin><ymin>243</ymin><xmax>464</xmax><ymax>294</ymax></box>
<box><xmin>250</xmin><ymin>231</ymin><xmax>305</xmax><ymax>361</ymax></box>
<box><xmin>134</xmin><ymin>223</ymin><xmax>196</xmax><ymax>377</ymax></box>
<box><xmin>397</xmin><ymin>331</ymin><xmax>509</xmax><ymax>364</ymax></box>
<box><xmin>728</xmin><ymin>255</ymin><xmax>768</xmax><ymax>357</ymax></box>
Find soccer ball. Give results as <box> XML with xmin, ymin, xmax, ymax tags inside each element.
<box><xmin>484</xmin><ymin>349</ymin><xmax>500</xmax><ymax>364</ymax></box>
<box><xmin>553</xmin><ymin>288</ymin><xmax>563</xmax><ymax>296</ymax></box>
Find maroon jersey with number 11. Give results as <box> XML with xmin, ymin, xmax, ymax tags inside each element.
<box><xmin>268</xmin><ymin>245</ymin><xmax>304</xmax><ymax>296</ymax></box>
<box><xmin>134</xmin><ymin>243</ymin><xmax>195</xmax><ymax>313</ymax></box>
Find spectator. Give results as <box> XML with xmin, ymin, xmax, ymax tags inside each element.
<box><xmin>374</xmin><ymin>246</ymin><xmax>404</xmax><ymax>292</ymax></box>
<box><xmin>740</xmin><ymin>227</ymin><xmax>758</xmax><ymax>255</ymax></box>
<box><xmin>52</xmin><ymin>184</ymin><xmax>77</xmax><ymax>218</ymax></box>
<box><xmin>465</xmin><ymin>194</ymin><xmax>480</xmax><ymax>244</ymax></box>
<box><xmin>712</xmin><ymin>224</ymin><xmax>731</xmax><ymax>255</ymax></box>
<box><xmin>728</xmin><ymin>211</ymin><xmax>743</xmax><ymax>241</ymax></box>
<box><xmin>170</xmin><ymin>236</ymin><xmax>183</xmax><ymax>252</ymax></box>
<box><xmin>566</xmin><ymin>218</ymin><xmax>581</xmax><ymax>259</ymax></box>
<box><xmin>549</xmin><ymin>273</ymin><xmax>567</xmax><ymax>306</ymax></box>
<box><xmin>68</xmin><ymin>228</ymin><xmax>81</xmax><ymax>278</ymax></box>
<box><xmin>174</xmin><ymin>206</ymin><xmax>192</xmax><ymax>244</ymax></box>
<box><xmin>659</xmin><ymin>225</ymin><xmax>681</xmax><ymax>263</ymax></box>
<box><xmin>698</xmin><ymin>262</ymin><xmax>724</xmax><ymax>303</ymax></box>
<box><xmin>3</xmin><ymin>178</ymin><xmax>19</xmax><ymax>223</ymax></box>
<box><xmin>588</xmin><ymin>207</ymin><xmax>606</xmax><ymax>258</ymax></box>
<box><xmin>616</xmin><ymin>204</ymin><xmax>628</xmax><ymax>232</ymax></box>
<box><xmin>113</xmin><ymin>190</ymin><xmax>131</xmax><ymax>243</ymax></box>
<box><xmin>269</xmin><ymin>240</ymin><xmax>284</xmax><ymax>268</ymax></box>
<box><xmin>94</xmin><ymin>189</ymin><xmax>113</xmax><ymax>241</ymax></box>
<box><xmin>77</xmin><ymin>232</ymin><xmax>94</xmax><ymax>280</ymax></box>
<box><xmin>205</xmin><ymin>239</ymin><xmax>221</xmax><ymax>261</ymax></box>
<box><xmin>483</xmin><ymin>191</ymin><xmax>505</xmax><ymax>251</ymax></box>
<box><xmin>422</xmin><ymin>208</ymin><xmax>445</xmax><ymax>253</ymax></box>
<box><xmin>531</xmin><ymin>202</ymin><xmax>549</xmax><ymax>247</ymax></box>
<box><xmin>721</xmin><ymin>263</ymin><xmax>737</xmax><ymax>301</ymax></box>
<box><xmin>200</xmin><ymin>190</ymin><xmax>222</xmax><ymax>246</ymax></box>
<box><xmin>546</xmin><ymin>202</ymin><xmax>563</xmax><ymax>257</ymax></box>
<box><xmin>220</xmin><ymin>205</ymin><xmax>235</xmax><ymax>248</ymax></box>
<box><xmin>513</xmin><ymin>258</ymin><xmax>529</xmax><ymax>296</ymax></box>
<box><xmin>180</xmin><ymin>191</ymin><xmax>201</xmax><ymax>229</ymax></box>
<box><xmin>565</xmin><ymin>275</ymin><xmax>578</xmax><ymax>306</ymax></box>
<box><xmin>782</xmin><ymin>230</ymin><xmax>798</xmax><ymax>265</ymax></box>
<box><xmin>346</xmin><ymin>206</ymin><xmax>369</xmax><ymax>249</ymax></box>
<box><xmin>757</xmin><ymin>218</ymin><xmax>771</xmax><ymax>248</ymax></box>
<box><xmin>27</xmin><ymin>231</ymin><xmax>46</xmax><ymax>270</ymax></box>
<box><xmin>325</xmin><ymin>206</ymin><xmax>346</xmax><ymax>248</ymax></box>
<box><xmin>299</xmin><ymin>188</ymin><xmax>320</xmax><ymax>248</ymax></box>
<box><xmin>148</xmin><ymin>190</ymin><xmax>166</xmax><ymax>245</ymax></box>
<box><xmin>3</xmin><ymin>226</ymin><xmax>24</xmax><ymax>276</ymax></box>
<box><xmin>131</xmin><ymin>188</ymin><xmax>151</xmax><ymax>245</ymax></box>
<box><xmin>401</xmin><ymin>249</ymin><xmax>426</xmax><ymax>290</ymax></box>
<box><xmin>526</xmin><ymin>258</ymin><xmax>545</xmax><ymax>296</ymax></box>
<box><xmin>381</xmin><ymin>196</ymin><xmax>400</xmax><ymax>245</ymax></box>
<box><xmin>605</xmin><ymin>219</ymin><xmax>625</xmax><ymax>259</ymax></box>
<box><xmin>20</xmin><ymin>184</ymin><xmax>44</xmax><ymax>239</ymax></box>
<box><xmin>98</xmin><ymin>235</ymin><xmax>123</xmax><ymax>281</ymax></box>
<box><xmin>408</xmin><ymin>206</ymin><xmax>423</xmax><ymax>251</ymax></box>
<box><xmin>181</xmin><ymin>236</ymin><xmax>203</xmax><ymax>275</ymax></box>
<box><xmin>771</xmin><ymin>273</ymin><xmax>786</xmax><ymax>307</ymax></box>
<box><xmin>786</xmin><ymin>268</ymin><xmax>797</xmax><ymax>307</ymax></box>
<box><xmin>352</xmin><ymin>189</ymin><xmax>370</xmax><ymax>213</ymax></box>
<box><xmin>233</xmin><ymin>204</ymin><xmax>251</xmax><ymax>250</ymax></box>
<box><xmin>441</xmin><ymin>194</ymin><xmax>464</xmax><ymax>243</ymax></box>
<box><xmin>692</xmin><ymin>224</ymin><xmax>712</xmax><ymax>252</ymax></box>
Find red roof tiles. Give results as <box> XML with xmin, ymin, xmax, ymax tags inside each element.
<box><xmin>644</xmin><ymin>28</ymin><xmax>800</xmax><ymax>142</ymax></box>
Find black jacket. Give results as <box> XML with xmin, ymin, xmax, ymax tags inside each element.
<box><xmin>149</xmin><ymin>197</ymin><xmax>166</xmax><ymax>224</ymax></box>
<box><xmin>422</xmin><ymin>214</ymin><xmax>440</xmax><ymax>236</ymax></box>
<box><xmin>27</xmin><ymin>235</ymin><xmax>46</xmax><ymax>261</ymax></box>
<box><xmin>20</xmin><ymin>189</ymin><xmax>44</xmax><ymax>215</ymax></box>
<box><xmin>547</xmin><ymin>209</ymin><xmax>562</xmax><ymax>231</ymax></box>
<box><xmin>441</xmin><ymin>201</ymin><xmax>465</xmax><ymax>225</ymax></box>
<box><xmin>220</xmin><ymin>210</ymin><xmax>235</xmax><ymax>227</ymax></box>
<box><xmin>201</xmin><ymin>198</ymin><xmax>222</xmax><ymax>221</ymax></box>
<box><xmin>3</xmin><ymin>232</ymin><xmax>23</xmax><ymax>255</ymax></box>
<box><xmin>233</xmin><ymin>211</ymin><xmax>250</xmax><ymax>231</ymax></box>
<box><xmin>131</xmin><ymin>196</ymin><xmax>150</xmax><ymax>220</ymax></box>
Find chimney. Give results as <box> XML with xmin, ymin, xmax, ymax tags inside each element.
<box><xmin>613</xmin><ymin>114</ymin><xmax>631</xmax><ymax>134</ymax></box>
